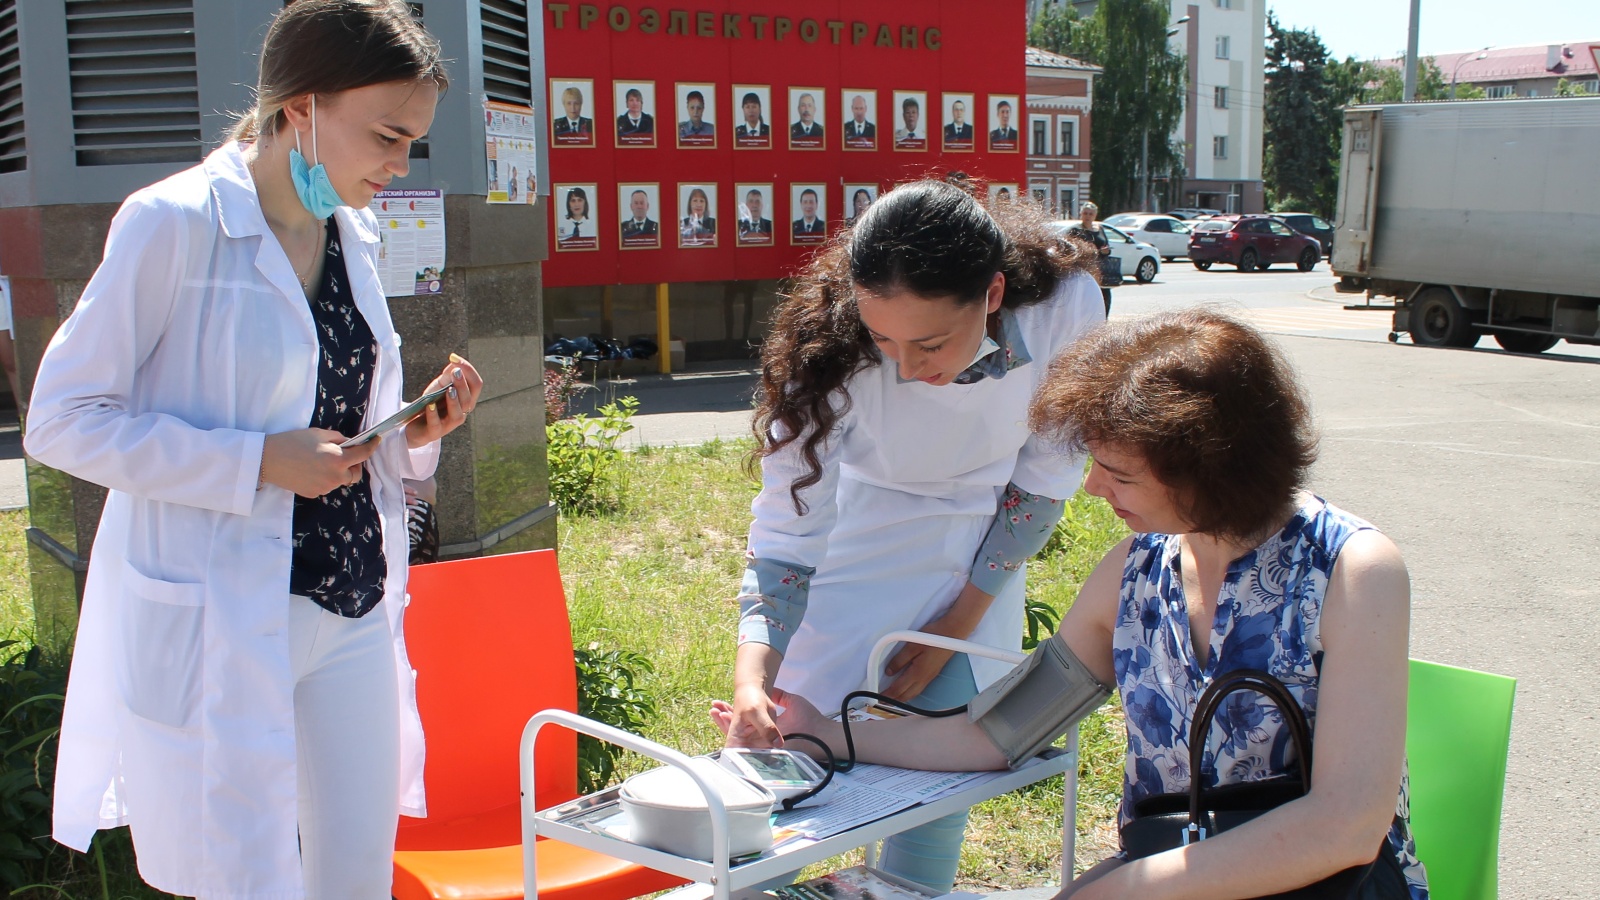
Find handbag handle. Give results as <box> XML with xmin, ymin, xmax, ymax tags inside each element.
<box><xmin>1184</xmin><ymin>669</ymin><xmax>1315</xmax><ymax>836</ymax></box>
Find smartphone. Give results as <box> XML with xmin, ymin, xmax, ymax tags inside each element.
<box><xmin>340</xmin><ymin>384</ymin><xmax>450</xmax><ymax>448</ymax></box>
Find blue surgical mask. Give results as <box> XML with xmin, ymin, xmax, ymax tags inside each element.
<box><xmin>289</xmin><ymin>95</ymin><xmax>344</xmax><ymax>219</ymax></box>
<box><xmin>970</xmin><ymin>333</ymin><xmax>1000</xmax><ymax>367</ymax></box>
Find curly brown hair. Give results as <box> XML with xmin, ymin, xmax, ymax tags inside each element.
<box><xmin>1028</xmin><ymin>308</ymin><xmax>1319</xmax><ymax>542</ymax></box>
<box><xmin>752</xmin><ymin>178</ymin><xmax>1098</xmax><ymax>513</ymax></box>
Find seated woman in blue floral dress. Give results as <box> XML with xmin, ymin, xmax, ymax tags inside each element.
<box><xmin>713</xmin><ymin>308</ymin><xmax>1427</xmax><ymax>899</ymax></box>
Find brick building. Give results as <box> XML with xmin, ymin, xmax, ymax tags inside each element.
<box><xmin>1023</xmin><ymin>47</ymin><xmax>1099</xmax><ymax>217</ymax></box>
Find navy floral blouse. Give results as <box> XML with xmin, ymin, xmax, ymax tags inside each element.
<box><xmin>289</xmin><ymin>219</ymin><xmax>388</xmax><ymax>618</ymax></box>
<box><xmin>1114</xmin><ymin>494</ymin><xmax>1427</xmax><ymax>897</ymax></box>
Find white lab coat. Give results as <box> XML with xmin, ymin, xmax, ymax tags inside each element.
<box><xmin>26</xmin><ymin>142</ymin><xmax>438</xmax><ymax>899</ymax></box>
<box><xmin>750</xmin><ymin>273</ymin><xmax>1103</xmax><ymax>710</ymax></box>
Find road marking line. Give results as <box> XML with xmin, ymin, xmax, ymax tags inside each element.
<box><xmin>1325</xmin><ymin>437</ymin><xmax>1600</xmax><ymax>466</ymax></box>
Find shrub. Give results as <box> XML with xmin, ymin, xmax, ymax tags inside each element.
<box><xmin>0</xmin><ymin>641</ymin><xmax>65</xmax><ymax>891</ymax></box>
<box><xmin>543</xmin><ymin>360</ymin><xmax>584</xmax><ymax>426</ymax></box>
<box><xmin>573</xmin><ymin>644</ymin><xmax>657</xmax><ymax>795</ymax></box>
<box><xmin>546</xmin><ymin>397</ymin><xmax>638</xmax><ymax>515</ymax></box>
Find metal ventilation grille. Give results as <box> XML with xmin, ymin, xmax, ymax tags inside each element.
<box><xmin>0</xmin><ymin>0</ymin><xmax>23</xmax><ymax>173</ymax></box>
<box><xmin>481</xmin><ymin>0</ymin><xmax>533</xmax><ymax>107</ymax></box>
<box><xmin>66</xmin><ymin>0</ymin><xmax>201</xmax><ymax>167</ymax></box>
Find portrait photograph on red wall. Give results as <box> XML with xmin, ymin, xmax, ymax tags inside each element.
<box><xmin>541</xmin><ymin>0</ymin><xmax>1026</xmax><ymax>288</ymax></box>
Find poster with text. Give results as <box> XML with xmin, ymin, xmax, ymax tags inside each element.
<box><xmin>988</xmin><ymin>95</ymin><xmax>1020</xmax><ymax>152</ymax></box>
<box><xmin>787</xmin><ymin>86</ymin><xmax>825</xmax><ymax>150</ymax></box>
<box><xmin>618</xmin><ymin>183</ymin><xmax>662</xmax><ymax>250</ymax></box>
<box><xmin>675</xmin><ymin>82</ymin><xmax>717</xmax><ymax>148</ymax></box>
<box><xmin>554</xmin><ymin>184</ymin><xmax>600</xmax><ymax>251</ymax></box>
<box><xmin>484</xmin><ymin>99</ymin><xmax>538</xmax><ymax>203</ymax></box>
<box><xmin>676</xmin><ymin>183</ymin><xmax>719</xmax><ymax>248</ymax></box>
<box><xmin>614</xmin><ymin>80</ymin><xmax>658</xmax><ymax>147</ymax></box>
<box><xmin>550</xmin><ymin>78</ymin><xmax>596</xmax><ymax>147</ymax></box>
<box><xmin>733</xmin><ymin>84</ymin><xmax>773</xmax><ymax>149</ymax></box>
<box><xmin>790</xmin><ymin>183</ymin><xmax>827</xmax><ymax>245</ymax></box>
<box><xmin>892</xmin><ymin>91</ymin><xmax>928</xmax><ymax>151</ymax></box>
<box><xmin>942</xmin><ymin>92</ymin><xmax>976</xmax><ymax>152</ymax></box>
<box><xmin>735</xmin><ymin>183</ymin><xmax>775</xmax><ymax>246</ymax></box>
<box><xmin>841</xmin><ymin>88</ymin><xmax>878</xmax><ymax>150</ymax></box>
<box><xmin>843</xmin><ymin>184</ymin><xmax>879</xmax><ymax>228</ymax></box>
<box><xmin>368</xmin><ymin>189</ymin><xmax>446</xmax><ymax>296</ymax></box>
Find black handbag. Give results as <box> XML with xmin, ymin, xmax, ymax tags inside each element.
<box><xmin>1119</xmin><ymin>669</ymin><xmax>1407</xmax><ymax>899</ymax></box>
<box><xmin>1097</xmin><ymin>254</ymin><xmax>1124</xmax><ymax>287</ymax></box>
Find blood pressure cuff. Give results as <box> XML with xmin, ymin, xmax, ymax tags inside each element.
<box><xmin>968</xmin><ymin>636</ymin><xmax>1113</xmax><ymax>769</ymax></box>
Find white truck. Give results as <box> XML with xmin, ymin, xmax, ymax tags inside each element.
<box><xmin>1331</xmin><ymin>97</ymin><xmax>1600</xmax><ymax>353</ymax></box>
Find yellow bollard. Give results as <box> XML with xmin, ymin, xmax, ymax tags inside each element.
<box><xmin>655</xmin><ymin>282</ymin><xmax>671</xmax><ymax>374</ymax></box>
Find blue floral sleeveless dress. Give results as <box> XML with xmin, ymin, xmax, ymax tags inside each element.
<box><xmin>1113</xmin><ymin>494</ymin><xmax>1428</xmax><ymax>898</ymax></box>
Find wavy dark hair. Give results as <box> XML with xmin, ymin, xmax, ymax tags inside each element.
<box><xmin>752</xmin><ymin>177</ymin><xmax>1098</xmax><ymax>512</ymax></box>
<box><xmin>1028</xmin><ymin>308</ymin><xmax>1320</xmax><ymax>542</ymax></box>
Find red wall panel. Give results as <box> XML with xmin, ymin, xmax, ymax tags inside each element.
<box><xmin>541</xmin><ymin>0</ymin><xmax>1025</xmax><ymax>287</ymax></box>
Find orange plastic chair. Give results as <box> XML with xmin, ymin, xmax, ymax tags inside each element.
<box><xmin>392</xmin><ymin>549</ymin><xmax>687</xmax><ymax>900</ymax></box>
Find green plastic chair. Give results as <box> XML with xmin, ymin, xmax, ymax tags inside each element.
<box><xmin>1405</xmin><ymin>659</ymin><xmax>1516</xmax><ymax>900</ymax></box>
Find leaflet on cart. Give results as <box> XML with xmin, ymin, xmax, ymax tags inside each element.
<box><xmin>773</xmin><ymin>761</ymin><xmax>1021</xmax><ymax>840</ymax></box>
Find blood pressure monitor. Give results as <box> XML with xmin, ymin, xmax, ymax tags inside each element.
<box><xmin>715</xmin><ymin>747</ymin><xmax>829</xmax><ymax>800</ymax></box>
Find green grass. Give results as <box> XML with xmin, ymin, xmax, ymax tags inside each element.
<box><xmin>561</xmin><ymin>439</ymin><xmax>1132</xmax><ymax>891</ymax></box>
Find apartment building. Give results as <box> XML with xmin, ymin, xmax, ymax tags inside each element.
<box><xmin>1024</xmin><ymin>47</ymin><xmax>1099</xmax><ymax>216</ymax></box>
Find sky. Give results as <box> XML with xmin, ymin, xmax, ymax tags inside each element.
<box><xmin>1264</xmin><ymin>0</ymin><xmax>1600</xmax><ymax>61</ymax></box>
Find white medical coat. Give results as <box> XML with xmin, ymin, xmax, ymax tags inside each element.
<box><xmin>749</xmin><ymin>273</ymin><xmax>1103</xmax><ymax>709</ymax></box>
<box><xmin>25</xmin><ymin>142</ymin><xmax>438</xmax><ymax>899</ymax></box>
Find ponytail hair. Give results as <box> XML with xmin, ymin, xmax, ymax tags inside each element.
<box><xmin>751</xmin><ymin>177</ymin><xmax>1097</xmax><ymax>512</ymax></box>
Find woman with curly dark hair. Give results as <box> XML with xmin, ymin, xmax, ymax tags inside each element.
<box><xmin>726</xmin><ymin>178</ymin><xmax>1104</xmax><ymax>892</ymax></box>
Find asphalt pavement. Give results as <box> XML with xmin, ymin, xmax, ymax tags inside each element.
<box><xmin>589</xmin><ymin>262</ymin><xmax>1599</xmax><ymax>898</ymax></box>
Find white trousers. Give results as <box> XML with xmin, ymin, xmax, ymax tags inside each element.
<box><xmin>289</xmin><ymin>596</ymin><xmax>400</xmax><ymax>900</ymax></box>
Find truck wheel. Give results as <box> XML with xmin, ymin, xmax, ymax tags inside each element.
<box><xmin>1136</xmin><ymin>258</ymin><xmax>1157</xmax><ymax>283</ymax></box>
<box><xmin>1193</xmin><ymin>260</ymin><xmax>1212</xmax><ymax>271</ymax></box>
<box><xmin>1409</xmin><ymin>287</ymin><xmax>1478</xmax><ymax>348</ymax></box>
<box><xmin>1297</xmin><ymin>247</ymin><xmax>1319</xmax><ymax>272</ymax></box>
<box><xmin>1494</xmin><ymin>332</ymin><xmax>1559</xmax><ymax>354</ymax></box>
<box><xmin>1237</xmin><ymin>248</ymin><xmax>1258</xmax><ymax>272</ymax></box>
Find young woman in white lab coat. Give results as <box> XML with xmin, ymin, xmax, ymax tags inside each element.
<box><xmin>25</xmin><ymin>3</ymin><xmax>479</xmax><ymax>897</ymax></box>
<box><xmin>726</xmin><ymin>180</ymin><xmax>1105</xmax><ymax>892</ymax></box>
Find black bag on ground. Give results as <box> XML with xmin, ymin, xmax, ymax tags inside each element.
<box><xmin>1119</xmin><ymin>668</ymin><xmax>1408</xmax><ymax>899</ymax></box>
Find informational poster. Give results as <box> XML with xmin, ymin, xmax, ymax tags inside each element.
<box><xmin>484</xmin><ymin>98</ymin><xmax>538</xmax><ymax>204</ymax></box>
<box><xmin>553</xmin><ymin>183</ymin><xmax>599</xmax><ymax>252</ymax></box>
<box><xmin>943</xmin><ymin>92</ymin><xmax>976</xmax><ymax>152</ymax></box>
<box><xmin>844</xmin><ymin>184</ymin><xmax>879</xmax><ymax>228</ymax></box>
<box><xmin>549</xmin><ymin>78</ymin><xmax>597</xmax><ymax>147</ymax></box>
<box><xmin>735</xmin><ymin>183</ymin><xmax>775</xmax><ymax>247</ymax></box>
<box><xmin>787</xmin><ymin>86</ymin><xmax>826</xmax><ymax>150</ymax></box>
<box><xmin>676</xmin><ymin>183</ymin><xmax>719</xmax><ymax>248</ymax></box>
<box><xmin>841</xmin><ymin>88</ymin><xmax>879</xmax><ymax>151</ymax></box>
<box><xmin>368</xmin><ymin>189</ymin><xmax>446</xmax><ymax>297</ymax></box>
<box><xmin>988</xmin><ymin>94</ymin><xmax>1020</xmax><ymax>153</ymax></box>
<box><xmin>733</xmin><ymin>84</ymin><xmax>773</xmax><ymax>149</ymax></box>
<box><xmin>892</xmin><ymin>91</ymin><xmax>928</xmax><ymax>151</ymax></box>
<box><xmin>790</xmin><ymin>183</ymin><xmax>827</xmax><ymax>245</ymax></box>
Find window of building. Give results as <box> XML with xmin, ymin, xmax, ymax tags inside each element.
<box><xmin>1213</xmin><ymin>135</ymin><xmax>1228</xmax><ymax>159</ymax></box>
<box><xmin>1030</xmin><ymin>184</ymin><xmax>1049</xmax><ymax>203</ymax></box>
<box><xmin>1485</xmin><ymin>85</ymin><xmax>1514</xmax><ymax>99</ymax></box>
<box><xmin>1059</xmin><ymin>119</ymin><xmax>1075</xmax><ymax>156</ymax></box>
<box><xmin>1214</xmin><ymin>86</ymin><xmax>1228</xmax><ymax>108</ymax></box>
<box><xmin>1059</xmin><ymin>186</ymin><xmax>1075</xmax><ymax>216</ymax></box>
<box><xmin>1214</xmin><ymin>0</ymin><xmax>1233</xmax><ymax>8</ymax></box>
<box><xmin>1032</xmin><ymin>119</ymin><xmax>1048</xmax><ymax>155</ymax></box>
<box><xmin>1216</xmin><ymin>35</ymin><xmax>1230</xmax><ymax>59</ymax></box>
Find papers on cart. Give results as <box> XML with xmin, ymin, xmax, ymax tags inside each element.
<box><xmin>773</xmin><ymin>761</ymin><xmax>1018</xmax><ymax>840</ymax></box>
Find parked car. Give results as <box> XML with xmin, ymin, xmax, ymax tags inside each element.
<box><xmin>1053</xmin><ymin>220</ymin><xmax>1162</xmax><ymax>283</ymax></box>
<box><xmin>1187</xmin><ymin>215</ymin><xmax>1322</xmax><ymax>272</ymax></box>
<box><xmin>1166</xmin><ymin>207</ymin><xmax>1222</xmax><ymax>220</ymax></box>
<box><xmin>1099</xmin><ymin>214</ymin><xmax>1192</xmax><ymax>261</ymax></box>
<box><xmin>1272</xmin><ymin>212</ymin><xmax>1334</xmax><ymax>256</ymax></box>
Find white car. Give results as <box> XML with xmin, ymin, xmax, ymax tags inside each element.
<box><xmin>1101</xmin><ymin>214</ymin><xmax>1193</xmax><ymax>261</ymax></box>
<box><xmin>1053</xmin><ymin>220</ymin><xmax>1162</xmax><ymax>284</ymax></box>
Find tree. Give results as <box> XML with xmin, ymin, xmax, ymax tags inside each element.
<box><xmin>1263</xmin><ymin>14</ymin><xmax>1340</xmax><ymax>216</ymax></box>
<box><xmin>1027</xmin><ymin>2</ymin><xmax>1083</xmax><ymax>58</ymax></box>
<box><xmin>1361</xmin><ymin>55</ymin><xmax>1451</xmax><ymax>103</ymax></box>
<box><xmin>1554</xmin><ymin>77</ymin><xmax>1594</xmax><ymax>97</ymax></box>
<box><xmin>1077</xmin><ymin>0</ymin><xmax>1186</xmax><ymax>213</ymax></box>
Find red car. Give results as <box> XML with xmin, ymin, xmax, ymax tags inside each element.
<box><xmin>1188</xmin><ymin>215</ymin><xmax>1322</xmax><ymax>272</ymax></box>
